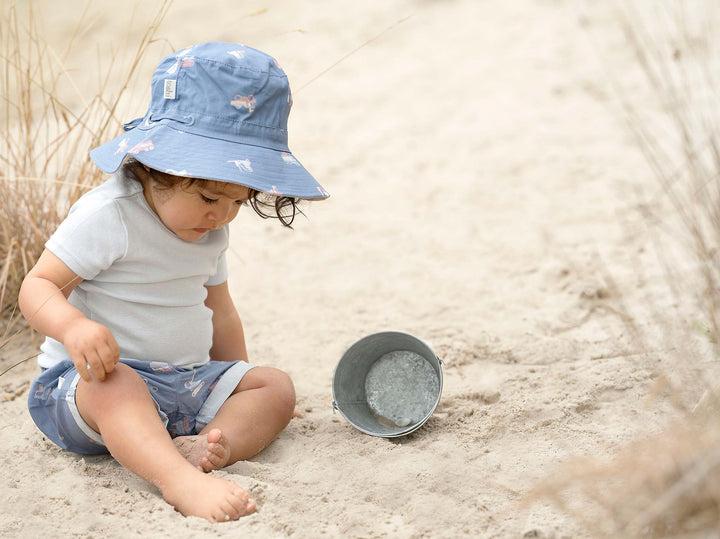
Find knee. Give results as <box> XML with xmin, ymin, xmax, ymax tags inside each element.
<box><xmin>75</xmin><ymin>363</ymin><xmax>151</xmax><ymax>430</ymax></box>
<box><xmin>78</xmin><ymin>363</ymin><xmax>148</xmax><ymax>405</ymax></box>
<box><xmin>269</xmin><ymin>368</ymin><xmax>297</xmax><ymax>420</ymax></box>
<box><xmin>252</xmin><ymin>367</ymin><xmax>296</xmax><ymax>420</ymax></box>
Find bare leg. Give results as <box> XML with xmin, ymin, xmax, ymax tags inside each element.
<box><xmin>75</xmin><ymin>363</ymin><xmax>256</xmax><ymax>521</ymax></box>
<box><xmin>198</xmin><ymin>366</ymin><xmax>296</xmax><ymax>465</ymax></box>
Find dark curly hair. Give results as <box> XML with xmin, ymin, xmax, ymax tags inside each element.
<box><xmin>125</xmin><ymin>158</ymin><xmax>301</xmax><ymax>228</ymax></box>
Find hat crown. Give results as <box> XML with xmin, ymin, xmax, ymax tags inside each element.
<box><xmin>145</xmin><ymin>42</ymin><xmax>291</xmax><ymax>149</ymax></box>
<box><xmin>90</xmin><ymin>41</ymin><xmax>329</xmax><ymax>200</ymax></box>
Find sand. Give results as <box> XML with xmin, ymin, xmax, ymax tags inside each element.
<box><xmin>0</xmin><ymin>0</ymin><xmax>704</xmax><ymax>537</ymax></box>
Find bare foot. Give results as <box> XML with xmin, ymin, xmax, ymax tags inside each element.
<box><xmin>174</xmin><ymin>428</ymin><xmax>231</xmax><ymax>472</ymax></box>
<box><xmin>162</xmin><ymin>468</ymin><xmax>256</xmax><ymax>522</ymax></box>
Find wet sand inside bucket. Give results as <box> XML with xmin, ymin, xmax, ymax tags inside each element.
<box><xmin>364</xmin><ymin>350</ymin><xmax>440</xmax><ymax>428</ymax></box>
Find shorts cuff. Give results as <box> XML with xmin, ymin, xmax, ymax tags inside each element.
<box><xmin>196</xmin><ymin>361</ymin><xmax>255</xmax><ymax>430</ymax></box>
<box><xmin>66</xmin><ymin>373</ymin><xmax>105</xmax><ymax>446</ymax></box>
<box><xmin>65</xmin><ymin>370</ymin><xmax>168</xmax><ymax>446</ymax></box>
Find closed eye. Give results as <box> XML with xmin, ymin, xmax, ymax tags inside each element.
<box><xmin>200</xmin><ymin>194</ymin><xmax>218</xmax><ymax>204</ymax></box>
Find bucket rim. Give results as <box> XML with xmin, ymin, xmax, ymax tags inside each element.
<box><xmin>331</xmin><ymin>329</ymin><xmax>444</xmax><ymax>438</ymax></box>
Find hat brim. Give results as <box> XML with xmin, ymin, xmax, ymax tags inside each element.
<box><xmin>90</xmin><ymin>122</ymin><xmax>329</xmax><ymax>200</ymax></box>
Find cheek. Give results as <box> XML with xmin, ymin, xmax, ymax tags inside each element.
<box><xmin>156</xmin><ymin>199</ymin><xmax>199</xmax><ymax>228</ymax></box>
<box><xmin>227</xmin><ymin>206</ymin><xmax>241</xmax><ymax>221</ymax></box>
<box><xmin>168</xmin><ymin>206</ymin><xmax>197</xmax><ymax>226</ymax></box>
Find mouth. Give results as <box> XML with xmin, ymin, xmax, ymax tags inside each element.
<box><xmin>193</xmin><ymin>228</ymin><xmax>211</xmax><ymax>234</ymax></box>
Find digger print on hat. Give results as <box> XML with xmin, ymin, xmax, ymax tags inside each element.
<box><xmin>90</xmin><ymin>41</ymin><xmax>329</xmax><ymax>200</ymax></box>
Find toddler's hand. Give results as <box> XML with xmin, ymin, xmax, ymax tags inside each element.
<box><xmin>63</xmin><ymin>318</ymin><xmax>120</xmax><ymax>382</ymax></box>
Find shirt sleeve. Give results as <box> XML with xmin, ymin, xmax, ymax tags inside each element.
<box><xmin>45</xmin><ymin>200</ymin><xmax>128</xmax><ymax>280</ymax></box>
<box><xmin>205</xmin><ymin>225</ymin><xmax>229</xmax><ymax>286</ymax></box>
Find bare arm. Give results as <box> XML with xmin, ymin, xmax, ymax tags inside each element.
<box><xmin>204</xmin><ymin>281</ymin><xmax>249</xmax><ymax>363</ymax></box>
<box><xmin>18</xmin><ymin>249</ymin><xmax>119</xmax><ymax>381</ymax></box>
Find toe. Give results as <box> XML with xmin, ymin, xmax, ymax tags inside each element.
<box><xmin>220</xmin><ymin>501</ymin><xmax>241</xmax><ymax>521</ymax></box>
<box><xmin>229</xmin><ymin>488</ymin><xmax>255</xmax><ymax>515</ymax></box>
<box><xmin>207</xmin><ymin>444</ymin><xmax>227</xmax><ymax>465</ymax></box>
<box><xmin>246</xmin><ymin>497</ymin><xmax>257</xmax><ymax>513</ymax></box>
<box><xmin>199</xmin><ymin>456</ymin><xmax>213</xmax><ymax>473</ymax></box>
<box><xmin>206</xmin><ymin>428</ymin><xmax>223</xmax><ymax>444</ymax></box>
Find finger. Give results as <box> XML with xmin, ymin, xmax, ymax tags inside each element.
<box><xmin>86</xmin><ymin>351</ymin><xmax>106</xmax><ymax>381</ymax></box>
<box><xmin>98</xmin><ymin>343</ymin><xmax>118</xmax><ymax>374</ymax></box>
<box><xmin>73</xmin><ymin>354</ymin><xmax>92</xmax><ymax>382</ymax></box>
<box><xmin>107</xmin><ymin>336</ymin><xmax>121</xmax><ymax>364</ymax></box>
<box><xmin>104</xmin><ymin>333</ymin><xmax>120</xmax><ymax>359</ymax></box>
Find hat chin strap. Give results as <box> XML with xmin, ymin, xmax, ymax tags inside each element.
<box><xmin>123</xmin><ymin>117</ymin><xmax>144</xmax><ymax>131</ymax></box>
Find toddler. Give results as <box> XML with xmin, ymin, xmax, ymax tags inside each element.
<box><xmin>19</xmin><ymin>42</ymin><xmax>328</xmax><ymax>522</ymax></box>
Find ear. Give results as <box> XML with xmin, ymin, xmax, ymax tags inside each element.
<box><xmin>131</xmin><ymin>162</ymin><xmax>153</xmax><ymax>186</ymax></box>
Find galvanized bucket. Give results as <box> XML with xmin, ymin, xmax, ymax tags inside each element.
<box><xmin>332</xmin><ymin>331</ymin><xmax>443</xmax><ymax>437</ymax></box>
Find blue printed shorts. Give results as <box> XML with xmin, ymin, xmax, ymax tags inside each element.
<box><xmin>27</xmin><ymin>358</ymin><xmax>256</xmax><ymax>455</ymax></box>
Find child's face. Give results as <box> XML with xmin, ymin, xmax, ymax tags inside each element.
<box><xmin>143</xmin><ymin>173</ymin><xmax>251</xmax><ymax>242</ymax></box>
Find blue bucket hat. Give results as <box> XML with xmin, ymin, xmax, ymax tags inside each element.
<box><xmin>90</xmin><ymin>42</ymin><xmax>329</xmax><ymax>200</ymax></box>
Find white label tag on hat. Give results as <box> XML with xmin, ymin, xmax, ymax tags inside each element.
<box><xmin>164</xmin><ymin>79</ymin><xmax>177</xmax><ymax>99</ymax></box>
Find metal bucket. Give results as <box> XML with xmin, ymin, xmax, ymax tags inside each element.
<box><xmin>332</xmin><ymin>331</ymin><xmax>443</xmax><ymax>437</ymax></box>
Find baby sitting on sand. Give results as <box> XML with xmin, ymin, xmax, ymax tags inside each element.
<box><xmin>20</xmin><ymin>42</ymin><xmax>328</xmax><ymax>522</ymax></box>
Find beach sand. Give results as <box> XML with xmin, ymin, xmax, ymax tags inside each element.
<box><xmin>0</xmin><ymin>0</ymin><xmax>700</xmax><ymax>536</ymax></box>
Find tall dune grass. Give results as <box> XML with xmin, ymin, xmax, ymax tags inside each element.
<box><xmin>534</xmin><ymin>3</ymin><xmax>720</xmax><ymax>536</ymax></box>
<box><xmin>0</xmin><ymin>1</ymin><xmax>171</xmax><ymax>342</ymax></box>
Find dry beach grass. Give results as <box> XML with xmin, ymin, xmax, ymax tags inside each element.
<box><xmin>531</xmin><ymin>2</ymin><xmax>720</xmax><ymax>536</ymax></box>
<box><xmin>0</xmin><ymin>1</ymin><xmax>170</xmax><ymax>335</ymax></box>
<box><xmin>2</xmin><ymin>0</ymin><xmax>720</xmax><ymax>537</ymax></box>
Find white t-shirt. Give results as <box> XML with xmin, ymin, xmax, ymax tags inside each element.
<box><xmin>38</xmin><ymin>168</ymin><xmax>229</xmax><ymax>369</ymax></box>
